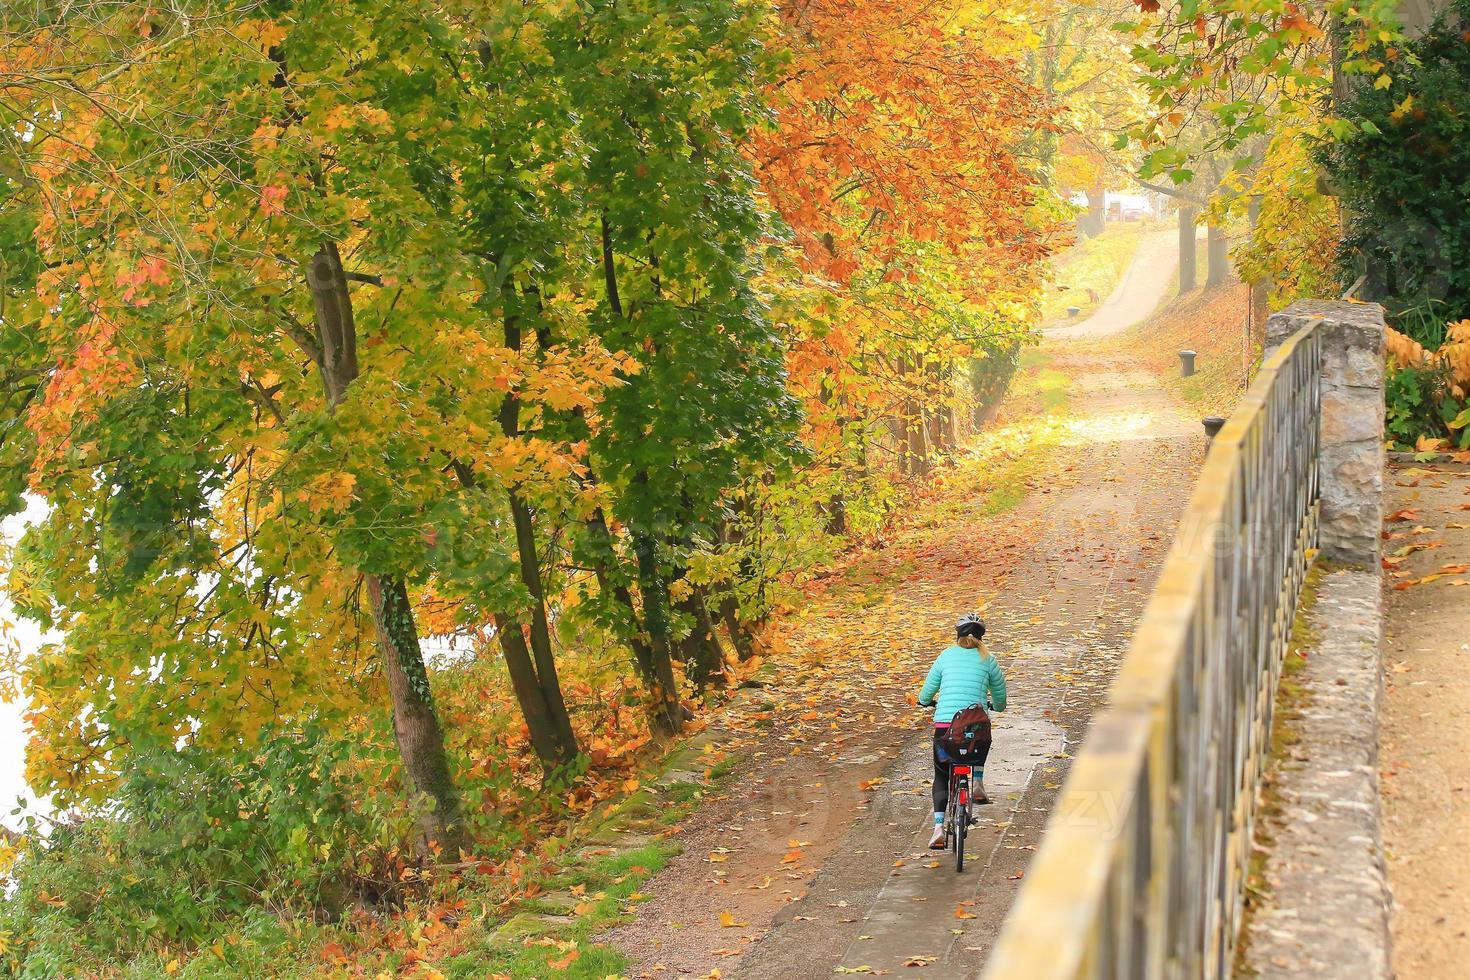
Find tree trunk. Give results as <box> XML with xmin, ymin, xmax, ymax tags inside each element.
<box><xmin>493</xmin><ymin>614</ymin><xmax>575</xmax><ymax>768</ymax></box>
<box><xmin>718</xmin><ymin>592</ymin><xmax>758</xmax><ymax>662</ymax></box>
<box><xmin>1245</xmin><ymin>195</ymin><xmax>1270</xmax><ymax>355</ymax></box>
<box><xmin>305</xmin><ymin>242</ymin><xmax>463</xmax><ymax>850</ymax></box>
<box><xmin>903</xmin><ymin>396</ymin><xmax>929</xmax><ymax>477</ymax></box>
<box><xmin>508</xmin><ymin>494</ymin><xmax>578</xmax><ymax>762</ymax></box>
<box><xmin>366</xmin><ymin>575</ymin><xmax>466</xmax><ymax>854</ymax></box>
<box><xmin>816</xmin><ymin>383</ymin><xmax>847</xmax><ymax>534</ymax></box>
<box><xmin>675</xmin><ymin>588</ymin><xmax>726</xmax><ymax>690</ymax></box>
<box><xmin>1250</xmin><ymin>280</ymin><xmax>1271</xmax><ymax>352</ymax></box>
<box><xmin>1178</xmin><ymin>205</ymin><xmax>1199</xmax><ymax>295</ymax></box>
<box><xmin>496</xmin><ymin>295</ymin><xmax>579</xmax><ymax>765</ymax></box>
<box><xmin>907</xmin><ymin>420</ymin><xmax>929</xmax><ymax>476</ymax></box>
<box><xmin>1082</xmin><ymin>183</ymin><xmax>1107</xmax><ymax>238</ymax></box>
<box><xmin>885</xmin><ymin>413</ymin><xmax>906</xmax><ymax>468</ymax></box>
<box><xmin>584</xmin><ymin>505</ymin><xmax>663</xmax><ymax>681</ymax></box>
<box><xmin>922</xmin><ymin>362</ymin><xmax>948</xmax><ymax>453</ymax></box>
<box><xmin>599</xmin><ymin>214</ymin><xmax>685</xmax><ymax>733</ymax></box>
<box><xmin>632</xmin><ymin>532</ymin><xmax>687</xmax><ymax>736</ymax></box>
<box><xmin>824</xmin><ymin>493</ymin><xmax>847</xmax><ymax>535</ymax></box>
<box><xmin>693</xmin><ymin>594</ymin><xmax>725</xmax><ymax>688</ymax></box>
<box><xmin>1206</xmin><ymin>223</ymin><xmax>1229</xmax><ymax>287</ymax></box>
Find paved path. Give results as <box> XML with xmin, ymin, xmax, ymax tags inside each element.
<box><xmin>1381</xmin><ymin>461</ymin><xmax>1470</xmax><ymax>978</ymax></box>
<box><xmin>1044</xmin><ymin>229</ymin><xmax>1178</xmax><ymax>340</ymax></box>
<box><xmin>608</xmin><ymin>233</ymin><xmax>1200</xmax><ymax>978</ymax></box>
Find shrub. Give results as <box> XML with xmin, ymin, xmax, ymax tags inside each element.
<box><xmin>1384</xmin><ymin>364</ymin><xmax>1469</xmax><ymax>451</ymax></box>
<box><xmin>1324</xmin><ymin>0</ymin><xmax>1470</xmax><ymax>344</ymax></box>
<box><xmin>0</xmin><ymin>727</ymin><xmax>423</xmax><ymax>975</ymax></box>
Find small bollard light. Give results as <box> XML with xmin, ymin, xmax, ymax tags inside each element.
<box><xmin>1067</xmin><ymin>305</ymin><xmax>1081</xmax><ymax>317</ymax></box>
<box><xmin>1179</xmin><ymin>350</ymin><xmax>1197</xmax><ymax>377</ymax></box>
<box><xmin>1202</xmin><ymin>416</ymin><xmax>1226</xmax><ymax>442</ymax></box>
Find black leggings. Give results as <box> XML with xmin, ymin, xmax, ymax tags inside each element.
<box><xmin>932</xmin><ymin>727</ymin><xmax>990</xmax><ymax>813</ymax></box>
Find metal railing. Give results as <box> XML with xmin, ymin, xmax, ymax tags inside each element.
<box><xmin>983</xmin><ymin>319</ymin><xmax>1323</xmax><ymax>979</ymax></box>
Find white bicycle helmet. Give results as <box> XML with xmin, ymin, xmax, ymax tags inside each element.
<box><xmin>955</xmin><ymin>613</ymin><xmax>986</xmax><ymax>638</ymax></box>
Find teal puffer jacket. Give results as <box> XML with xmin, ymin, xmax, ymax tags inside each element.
<box><xmin>918</xmin><ymin>645</ymin><xmax>1007</xmax><ymax>723</ymax></box>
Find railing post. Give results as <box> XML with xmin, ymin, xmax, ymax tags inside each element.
<box><xmin>1265</xmin><ymin>301</ymin><xmax>1385</xmax><ymax>566</ymax></box>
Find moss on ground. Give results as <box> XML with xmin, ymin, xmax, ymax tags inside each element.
<box><xmin>1233</xmin><ymin>560</ymin><xmax>1326</xmax><ymax>976</ymax></box>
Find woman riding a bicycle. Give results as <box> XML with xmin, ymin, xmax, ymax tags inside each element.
<box><xmin>917</xmin><ymin>613</ymin><xmax>1007</xmax><ymax>850</ymax></box>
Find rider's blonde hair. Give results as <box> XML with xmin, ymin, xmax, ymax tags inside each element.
<box><xmin>957</xmin><ymin>634</ymin><xmax>983</xmax><ymax>651</ymax></box>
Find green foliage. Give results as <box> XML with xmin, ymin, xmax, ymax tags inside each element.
<box><xmin>1384</xmin><ymin>365</ymin><xmax>1469</xmax><ymax>451</ymax></box>
<box><xmin>968</xmin><ymin>341</ymin><xmax>1023</xmax><ymax>417</ymax></box>
<box><xmin>1118</xmin><ymin>0</ymin><xmax>1403</xmax><ymax>177</ymax></box>
<box><xmin>1217</xmin><ymin>122</ymin><xmax>1340</xmax><ymax>311</ymax></box>
<box><xmin>0</xmin><ymin>729</ymin><xmax>415</xmax><ymax>974</ymax></box>
<box><xmin>1325</xmin><ymin>0</ymin><xmax>1470</xmax><ymax>338</ymax></box>
<box><xmin>570</xmin><ymin>0</ymin><xmax>800</xmax><ymax>613</ymax></box>
<box><xmin>0</xmin><ymin>180</ymin><xmax>42</xmax><ymax>519</ymax></box>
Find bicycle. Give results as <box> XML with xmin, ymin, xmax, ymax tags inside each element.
<box><xmin>943</xmin><ymin>763</ymin><xmax>975</xmax><ymax>872</ymax></box>
<box><xmin>938</xmin><ymin>700</ymin><xmax>994</xmax><ymax>873</ymax></box>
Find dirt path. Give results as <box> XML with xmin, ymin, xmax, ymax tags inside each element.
<box><xmin>604</xmin><ymin>238</ymin><xmax>1201</xmax><ymax>978</ymax></box>
<box><xmin>1381</xmin><ymin>461</ymin><xmax>1470</xmax><ymax>978</ymax></box>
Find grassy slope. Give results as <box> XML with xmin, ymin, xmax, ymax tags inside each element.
<box><xmin>1120</xmin><ymin>280</ymin><xmax>1253</xmax><ymax>418</ymax></box>
<box><xmin>903</xmin><ymin>346</ymin><xmax>1072</xmax><ymax>532</ymax></box>
<box><xmin>1040</xmin><ymin>221</ymin><xmax>1157</xmax><ymax>325</ymax></box>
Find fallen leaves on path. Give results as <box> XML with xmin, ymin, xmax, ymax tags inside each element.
<box><xmin>1393</xmin><ymin>564</ymin><xmax>1470</xmax><ymax>589</ymax></box>
<box><xmin>604</xmin><ymin>339</ymin><xmax>1203</xmax><ymax>979</ymax></box>
<box><xmin>1384</xmin><ymin>541</ymin><xmax>1443</xmax><ymax>567</ymax></box>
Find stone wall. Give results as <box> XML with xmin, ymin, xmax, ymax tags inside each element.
<box><xmin>1266</xmin><ymin>301</ymin><xmax>1386</xmax><ymax>566</ymax></box>
<box><xmin>1239</xmin><ymin>567</ymin><xmax>1391</xmax><ymax>978</ymax></box>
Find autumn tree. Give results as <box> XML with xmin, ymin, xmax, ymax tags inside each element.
<box><xmin>0</xmin><ymin>0</ymin><xmax>635</xmax><ymax>846</ymax></box>
<box><xmin>1028</xmin><ymin>0</ymin><xmax>1151</xmax><ymax>237</ymax></box>
<box><xmin>749</xmin><ymin>0</ymin><xmax>1052</xmax><ymax>540</ymax></box>
<box><xmin>562</xmin><ymin>0</ymin><xmax>799</xmax><ymax>715</ymax></box>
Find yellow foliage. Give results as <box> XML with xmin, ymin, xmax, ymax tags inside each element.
<box><xmin>1388</xmin><ymin>321</ymin><xmax>1470</xmax><ymax>400</ymax></box>
<box><xmin>1385</xmin><ymin>326</ymin><xmax>1432</xmax><ymax>370</ymax></box>
<box><xmin>1441</xmin><ymin>320</ymin><xmax>1470</xmax><ymax>393</ymax></box>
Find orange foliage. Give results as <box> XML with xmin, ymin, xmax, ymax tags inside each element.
<box><xmin>1386</xmin><ymin>325</ymin><xmax>1433</xmax><ymax>370</ymax></box>
<box><xmin>752</xmin><ymin>0</ymin><xmax>1054</xmax><ymax>467</ymax></box>
<box><xmin>754</xmin><ymin>0</ymin><xmax>1048</xmax><ymax>284</ymax></box>
<box><xmin>1440</xmin><ymin>320</ymin><xmax>1470</xmax><ymax>392</ymax></box>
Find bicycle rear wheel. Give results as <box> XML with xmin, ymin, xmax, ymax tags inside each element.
<box><xmin>954</xmin><ymin>775</ymin><xmax>968</xmax><ymax>872</ymax></box>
